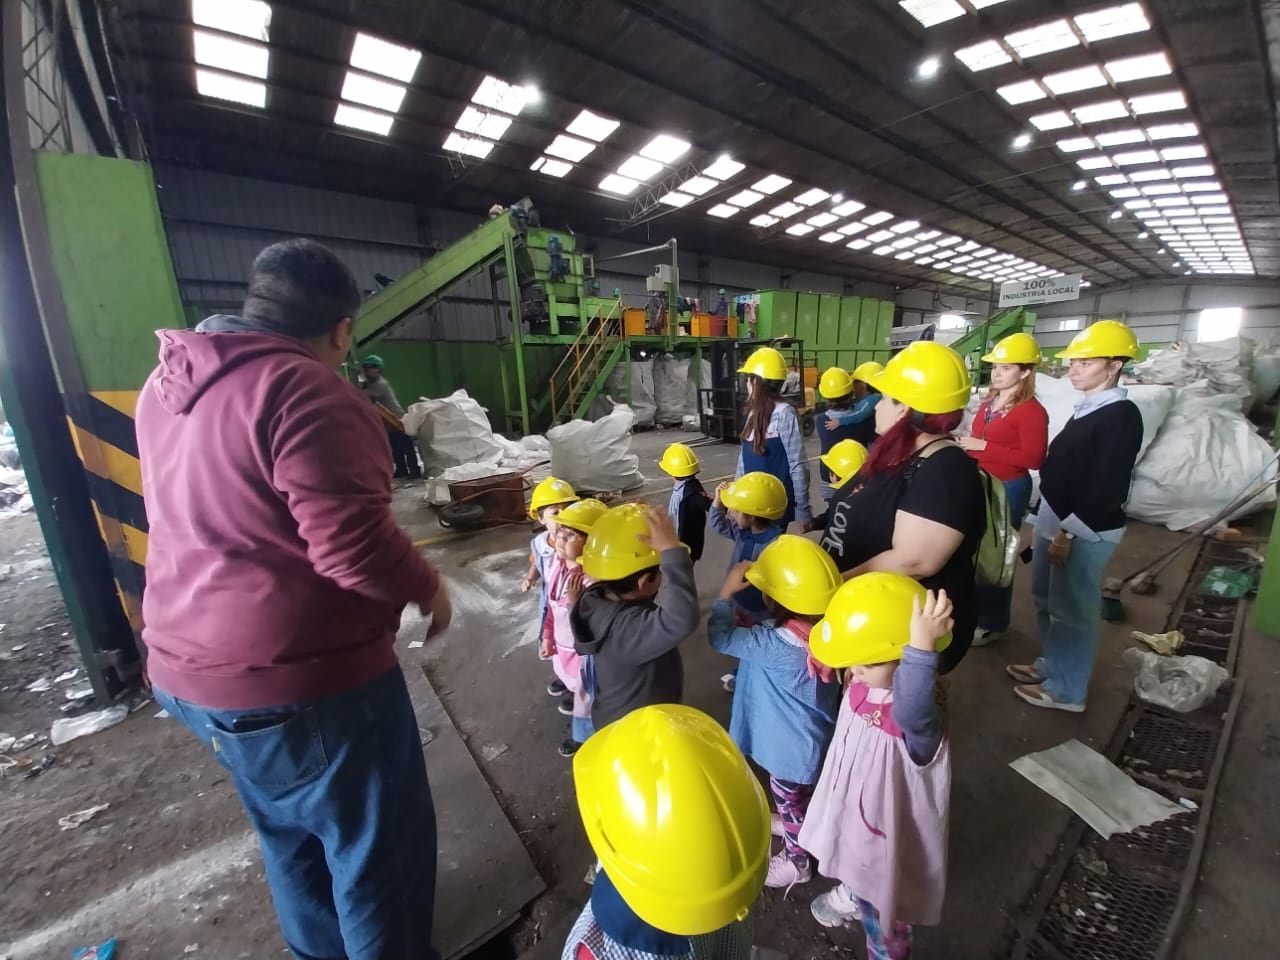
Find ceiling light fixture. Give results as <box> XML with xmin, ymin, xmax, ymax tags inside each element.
<box><xmin>1137</xmin><ymin>231</ymin><xmax>1149</xmax><ymax>239</ymax></box>
<box><xmin>1110</xmin><ymin>210</ymin><xmax>1123</xmax><ymax>220</ymax></box>
<box><xmin>1072</xmin><ymin>180</ymin><xmax>1087</xmax><ymax>191</ymax></box>
<box><xmin>1013</xmin><ymin>133</ymin><xmax>1033</xmax><ymax>149</ymax></box>
<box><xmin>918</xmin><ymin>56</ymin><xmax>942</xmax><ymax>78</ymax></box>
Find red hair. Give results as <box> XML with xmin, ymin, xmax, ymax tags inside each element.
<box><xmin>985</xmin><ymin>364</ymin><xmax>1037</xmax><ymax>408</ymax></box>
<box><xmin>862</xmin><ymin>408</ymin><xmax>964</xmax><ymax>477</ymax></box>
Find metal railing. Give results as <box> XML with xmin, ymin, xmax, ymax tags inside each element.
<box><xmin>547</xmin><ymin>297</ymin><xmax>624</xmax><ymax>423</ymax></box>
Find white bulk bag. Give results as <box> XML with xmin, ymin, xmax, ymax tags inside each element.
<box><xmin>653</xmin><ymin>354</ymin><xmax>690</xmax><ymax>426</ymax></box>
<box><xmin>403</xmin><ymin>389</ymin><xmax>505</xmax><ymax>473</ymax></box>
<box><xmin>548</xmin><ymin>404</ymin><xmax>646</xmax><ymax>492</ymax></box>
<box><xmin>598</xmin><ymin>359</ymin><xmax>656</xmax><ymax>428</ymax></box>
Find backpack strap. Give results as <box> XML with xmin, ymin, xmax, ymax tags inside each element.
<box><xmin>901</xmin><ymin>437</ymin><xmax>957</xmax><ymax>483</ymax></box>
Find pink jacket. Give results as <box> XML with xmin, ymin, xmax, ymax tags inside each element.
<box><xmin>136</xmin><ymin>329</ymin><xmax>439</xmax><ymax>710</ymax></box>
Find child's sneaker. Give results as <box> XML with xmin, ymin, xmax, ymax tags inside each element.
<box><xmin>810</xmin><ymin>883</ymin><xmax>862</xmax><ymax>928</ymax></box>
<box><xmin>765</xmin><ymin>853</ymin><xmax>812</xmax><ymax>889</ymax></box>
<box><xmin>558</xmin><ymin>694</ymin><xmax>574</xmax><ymax>716</ymax></box>
<box><xmin>547</xmin><ymin>679</ymin><xmax>567</xmax><ymax>697</ymax></box>
<box><xmin>558</xmin><ymin>738</ymin><xmax>580</xmax><ymax>758</ymax></box>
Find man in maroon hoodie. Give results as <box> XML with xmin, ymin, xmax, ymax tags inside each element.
<box><xmin>137</xmin><ymin>239</ymin><xmax>450</xmax><ymax>960</ymax></box>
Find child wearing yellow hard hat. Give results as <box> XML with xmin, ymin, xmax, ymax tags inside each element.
<box><xmin>571</xmin><ymin>504</ymin><xmax>699</xmax><ymax>730</ymax></box>
<box><xmin>543</xmin><ymin>498</ymin><xmax>608</xmax><ymax>758</ymax></box>
<box><xmin>657</xmin><ymin>442</ymin><xmax>712</xmax><ymax>564</ymax></box>
<box><xmin>710</xmin><ymin>472</ymin><xmax>786</xmax><ymax>626</ymax></box>
<box><xmin>799</xmin><ymin>573</ymin><xmax>954</xmax><ymax>957</ymax></box>
<box><xmin>709</xmin><ymin>535</ymin><xmax>842</xmax><ymax>889</ymax></box>
<box><xmin>564</xmin><ymin>704</ymin><xmax>769</xmax><ymax>960</ymax></box>
<box><xmin>815</xmin><ymin>363</ymin><xmax>881</xmax><ymax>503</ymax></box>
<box><xmin>523</xmin><ymin>477</ymin><xmax>580</xmax><ymax>710</ymax></box>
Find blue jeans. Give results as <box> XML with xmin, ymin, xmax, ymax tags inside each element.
<box><xmin>1031</xmin><ymin>532</ymin><xmax>1118</xmax><ymax>705</ymax></box>
<box><xmin>975</xmin><ymin>474</ymin><xmax>1033</xmax><ymax>633</ymax></box>
<box><xmin>154</xmin><ymin>667</ymin><xmax>437</xmax><ymax>960</ymax></box>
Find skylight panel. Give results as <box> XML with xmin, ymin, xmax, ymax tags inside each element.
<box><xmin>873</xmin><ymin>245</ymin><xmax>895</xmax><ymax>256</ymax></box>
<box><xmin>1095</xmin><ymin>128</ymin><xmax>1145</xmax><ymax>147</ymax></box>
<box><xmin>1073</xmin><ymin>100</ymin><xmax>1128</xmax><ymax>124</ymax></box>
<box><xmin>997</xmin><ymin>80</ymin><xmax>1046</xmax><ymax>105</ymax></box>
<box><xmin>339</xmin><ymin>71</ymin><xmax>408</xmax><ymax>113</ymax></box>
<box><xmin>1077</xmin><ymin>155</ymin><xmax>1113</xmax><ymax>170</ymax></box>
<box><xmin>916</xmin><ymin>230</ymin><xmax>941</xmax><ymax>241</ymax></box>
<box><xmin>455</xmin><ymin>106</ymin><xmax>512</xmax><ymax>141</ymax></box>
<box><xmin>957</xmin><ymin>241</ymin><xmax>980</xmax><ymax>252</ymax></box>
<box><xmin>899</xmin><ymin>0</ymin><xmax>965</xmax><ymax>28</ymax></box>
<box><xmin>1073</xmin><ymin>3</ymin><xmax>1150</xmax><ymax>43</ymax></box>
<box><xmin>529</xmin><ymin>156</ymin><xmax>572</xmax><ymax>178</ymax></box>
<box><xmin>193</xmin><ymin>0</ymin><xmax>270</xmax><ymax>41</ymax></box>
<box><xmin>1005</xmin><ymin>20</ymin><xmax>1079</xmax><ymax>59</ymax></box>
<box><xmin>1095</xmin><ymin>173</ymin><xmax>1128</xmax><ymax>184</ymax></box>
<box><xmin>193</xmin><ymin>31</ymin><xmax>269</xmax><ymax>79</ymax></box>
<box><xmin>863</xmin><ymin>210</ymin><xmax>894</xmax><ymax>225</ymax></box>
<box><xmin>659</xmin><ymin>191</ymin><xmax>694</xmax><ymax>208</ymax></box>
<box><xmin>867</xmin><ymin>229</ymin><xmax>895</xmax><ymax>243</ymax></box>
<box><xmin>348</xmin><ymin>35</ymin><xmax>421</xmax><ymax>85</ymax></box>
<box><xmin>795</xmin><ymin>188</ymin><xmax>831</xmax><ymax>206</ymax></box>
<box><xmin>891</xmin><ymin>236</ymin><xmax>920</xmax><ymax>249</ymax></box>
<box><xmin>680</xmin><ymin>176</ymin><xmax>719</xmax><ymax>196</ymax></box>
<box><xmin>1161</xmin><ymin>145</ymin><xmax>1207</xmax><ymax>161</ymax></box>
<box><xmin>893</xmin><ymin>251</ymin><xmax>916</xmax><ymax>261</ymax></box>
<box><xmin>1114</xmin><ymin>149</ymin><xmax>1159</xmax><ymax>166</ymax></box>
<box><xmin>770</xmin><ymin>202</ymin><xmax>803</xmax><ymax>218</ymax></box>
<box><xmin>702</xmin><ymin>155</ymin><xmax>746</xmax><ymax>180</ymax></box>
<box><xmin>890</xmin><ymin>220</ymin><xmax>920</xmax><ymax>234</ymax></box>
<box><xmin>1153</xmin><ymin>196</ymin><xmax>1191</xmax><ymax>207</ymax></box>
<box><xmin>935</xmin><ymin>236</ymin><xmax>963</xmax><ymax>247</ymax></box>
<box><xmin>1105</xmin><ymin>52</ymin><xmax>1172</xmax><ymax>84</ymax></box>
<box><xmin>616</xmin><ymin>156</ymin><xmax>663</xmax><ymax>181</ymax></box>
<box><xmin>1140</xmin><ymin>184</ymin><xmax>1180</xmax><ymax>196</ymax></box>
<box><xmin>819</xmin><ymin>231</ymin><xmax>843</xmax><ymax>243</ymax></box>
<box><xmin>753</xmin><ymin>174</ymin><xmax>792</xmax><ymax>194</ymax></box>
<box><xmin>1181</xmin><ymin>181</ymin><xmax>1222</xmax><ymax>192</ymax></box>
<box><xmin>1129</xmin><ymin>168</ymin><xmax>1171</xmax><ymax>182</ymax></box>
<box><xmin>1124</xmin><ymin>198</ymin><xmax>1154</xmax><ymax>209</ymax></box>
<box><xmin>1172</xmin><ymin>164</ymin><xmax>1214</xmax><ymax>178</ymax></box>
<box><xmin>847</xmin><ymin>238</ymin><xmax>872</xmax><ymax>251</ymax></box>
<box><xmin>566</xmin><ymin>110</ymin><xmax>620</xmax><ymax>142</ymax></box>
<box><xmin>955</xmin><ymin>40</ymin><xmax>1012</xmax><ymax>72</ymax></box>
<box><xmin>599</xmin><ymin>173</ymin><xmax>641</xmax><ymax>196</ymax></box>
<box><xmin>839</xmin><ymin>222</ymin><xmax>868</xmax><ymax>235</ymax></box>
<box><xmin>1043</xmin><ymin>65</ymin><xmax>1107</xmax><ymax>96</ymax></box>
<box><xmin>1110</xmin><ymin>187</ymin><xmax>1141</xmax><ymax>198</ymax></box>
<box><xmin>1146</xmin><ymin>122</ymin><xmax>1199</xmax><ymax>141</ymax></box>
<box><xmin>1130</xmin><ymin>91</ymin><xmax>1186</xmax><ymax>115</ymax></box>
<box><xmin>1191</xmin><ymin>194</ymin><xmax>1229</xmax><ymax>205</ymax></box>
<box><xmin>707</xmin><ymin>204</ymin><xmax>739</xmax><ymax>218</ymax></box>
<box><xmin>1057</xmin><ymin>137</ymin><xmax>1094</xmax><ymax>152</ymax></box>
<box><xmin>441</xmin><ymin>130</ymin><xmax>492</xmax><ymax>158</ymax></box>
<box><xmin>196</xmin><ymin>69</ymin><xmax>266</xmax><ymax>108</ymax></box>
<box><xmin>750</xmin><ymin>214</ymin><xmax>779</xmax><ymax>227</ymax></box>
<box><xmin>807</xmin><ymin>212</ymin><xmax>839</xmax><ymax>227</ymax></box>
<box><xmin>786</xmin><ymin>224</ymin><xmax>816</xmax><ymax>237</ymax></box>
<box><xmin>727</xmin><ymin>189</ymin><xmax>765</xmax><ymax>207</ymax></box>
<box><xmin>915</xmin><ymin>244</ymin><xmax>939</xmax><ymax>255</ymax></box>
<box><xmin>832</xmin><ymin>200</ymin><xmax>865</xmax><ymax>217</ymax></box>
<box><xmin>640</xmin><ymin>135</ymin><xmax>691</xmax><ymax>163</ymax></box>
<box><xmin>471</xmin><ymin>76</ymin><xmax>535</xmax><ymax>115</ymax></box>
<box><xmin>545</xmin><ymin>134</ymin><xmax>596</xmax><ymax>162</ymax></box>
<box><xmin>1030</xmin><ymin>110</ymin><xmax>1072</xmax><ymax>131</ymax></box>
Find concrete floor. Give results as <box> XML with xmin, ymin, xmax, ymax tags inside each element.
<box><xmin>1</xmin><ymin>427</ymin><xmax>1277</xmax><ymax>958</ymax></box>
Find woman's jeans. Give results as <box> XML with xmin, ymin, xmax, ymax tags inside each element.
<box><xmin>974</xmin><ymin>474</ymin><xmax>1033</xmax><ymax>633</ymax></box>
<box><xmin>1031</xmin><ymin>532</ymin><xmax>1119</xmax><ymax>705</ymax></box>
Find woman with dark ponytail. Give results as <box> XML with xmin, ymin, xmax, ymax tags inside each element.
<box><xmin>735</xmin><ymin>347</ymin><xmax>812</xmax><ymax>529</ymax></box>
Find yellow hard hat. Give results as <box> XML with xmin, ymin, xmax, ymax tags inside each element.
<box><xmin>812</xmin><ymin>572</ymin><xmax>952</xmax><ymax>669</ymax></box>
<box><xmin>528</xmin><ymin>476</ymin><xmax>578</xmax><ymax>519</ymax></box>
<box><xmin>658</xmin><ymin>442</ymin><xmax>701</xmax><ymax>478</ymax></box>
<box><xmin>573</xmin><ymin>704</ymin><xmax>770</xmax><ymax>935</ymax></box>
<box><xmin>982</xmin><ymin>331</ymin><xmax>1042</xmax><ymax>365</ymax></box>
<box><xmin>720</xmin><ymin>471</ymin><xmax>788</xmax><ymax>521</ymax></box>
<box><xmin>1056</xmin><ymin>320</ymin><xmax>1139</xmax><ymax>360</ymax></box>
<box><xmin>869</xmin><ymin>341</ymin><xmax>971</xmax><ymax>415</ymax></box>
<box><xmin>818</xmin><ymin>366</ymin><xmax>854</xmax><ymax>400</ymax></box>
<box><xmin>556</xmin><ymin>498</ymin><xmax>609</xmax><ymax>535</ymax></box>
<box><xmin>580</xmin><ymin>503</ymin><xmax>663</xmax><ymax>582</ymax></box>
<box><xmin>737</xmin><ymin>346</ymin><xmax>788</xmax><ymax>382</ymax></box>
<box><xmin>820</xmin><ymin>439</ymin><xmax>869</xmax><ymax>489</ymax></box>
<box><xmin>744</xmin><ymin>534</ymin><xmax>843</xmax><ymax>616</ymax></box>
<box><xmin>852</xmin><ymin>361</ymin><xmax>884</xmax><ymax>383</ymax></box>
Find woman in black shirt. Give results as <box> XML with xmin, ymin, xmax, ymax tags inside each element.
<box><xmin>816</xmin><ymin>341</ymin><xmax>985</xmax><ymax>673</ymax></box>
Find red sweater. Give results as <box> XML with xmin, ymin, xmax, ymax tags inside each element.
<box><xmin>968</xmin><ymin>396</ymin><xmax>1049</xmax><ymax>481</ymax></box>
<box><xmin>137</xmin><ymin>330</ymin><xmax>440</xmax><ymax>710</ymax></box>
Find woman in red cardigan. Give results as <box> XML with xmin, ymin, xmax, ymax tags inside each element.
<box><xmin>956</xmin><ymin>332</ymin><xmax>1048</xmax><ymax>647</ymax></box>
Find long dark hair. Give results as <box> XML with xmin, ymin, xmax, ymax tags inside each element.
<box><xmin>862</xmin><ymin>408</ymin><xmax>964</xmax><ymax>477</ymax></box>
<box><xmin>742</xmin><ymin>375</ymin><xmax>784</xmax><ymax>456</ymax></box>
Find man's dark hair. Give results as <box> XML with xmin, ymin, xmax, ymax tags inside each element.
<box><xmin>241</xmin><ymin>239</ymin><xmax>362</xmax><ymax>339</ymax></box>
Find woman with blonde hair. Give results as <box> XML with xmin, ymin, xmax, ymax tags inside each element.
<box><xmin>957</xmin><ymin>332</ymin><xmax>1048</xmax><ymax>647</ymax></box>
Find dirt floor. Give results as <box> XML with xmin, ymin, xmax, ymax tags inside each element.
<box><xmin>1</xmin><ymin>428</ymin><xmax>1277</xmax><ymax>959</ymax></box>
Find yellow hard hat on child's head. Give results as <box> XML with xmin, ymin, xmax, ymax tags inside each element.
<box><xmin>737</xmin><ymin>347</ymin><xmax>788</xmax><ymax>382</ymax></box>
<box><xmin>720</xmin><ymin>472</ymin><xmax>788</xmax><ymax>521</ymax></box>
<box><xmin>528</xmin><ymin>477</ymin><xmax>578</xmax><ymax>519</ymax></box>
<box><xmin>744</xmin><ymin>535</ymin><xmax>843</xmax><ymax>616</ymax></box>
<box><xmin>580</xmin><ymin>503</ymin><xmax>663</xmax><ymax>582</ymax></box>
<box><xmin>556</xmin><ymin>498</ymin><xmax>609</xmax><ymax>535</ymax></box>
<box><xmin>852</xmin><ymin>361</ymin><xmax>884</xmax><ymax>384</ymax></box>
<box><xmin>820</xmin><ymin>439</ymin><xmax>869</xmax><ymax>490</ymax></box>
<box><xmin>658</xmin><ymin>443</ymin><xmax>700</xmax><ymax>478</ymax></box>
<box><xmin>818</xmin><ymin>367</ymin><xmax>854</xmax><ymax>400</ymax></box>
<box><xmin>812</xmin><ymin>572</ymin><xmax>953</xmax><ymax>668</ymax></box>
<box><xmin>573</xmin><ymin>704</ymin><xmax>770</xmax><ymax>935</ymax></box>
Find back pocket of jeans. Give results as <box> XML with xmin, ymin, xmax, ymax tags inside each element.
<box><xmin>207</xmin><ymin>710</ymin><xmax>327</xmax><ymax>793</ymax></box>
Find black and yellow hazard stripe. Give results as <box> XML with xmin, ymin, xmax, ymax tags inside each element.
<box><xmin>64</xmin><ymin>390</ymin><xmax>146</xmax><ymax>634</ymax></box>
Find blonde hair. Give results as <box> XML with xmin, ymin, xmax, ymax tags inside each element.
<box><xmin>986</xmin><ymin>364</ymin><xmax>1037</xmax><ymax>409</ymax></box>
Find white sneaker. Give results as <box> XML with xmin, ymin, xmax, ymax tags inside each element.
<box><xmin>764</xmin><ymin>853</ymin><xmax>812</xmax><ymax>889</ymax></box>
<box><xmin>770</xmin><ymin>812</ymin><xmax>785</xmax><ymax>838</ymax></box>
<box><xmin>972</xmin><ymin>628</ymin><xmax>1002</xmax><ymax>647</ymax></box>
<box><xmin>810</xmin><ymin>884</ymin><xmax>862</xmax><ymax>928</ymax></box>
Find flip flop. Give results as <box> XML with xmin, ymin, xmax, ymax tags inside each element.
<box><xmin>1006</xmin><ymin>663</ymin><xmax>1044</xmax><ymax>685</ymax></box>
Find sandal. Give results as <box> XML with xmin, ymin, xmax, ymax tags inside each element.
<box><xmin>1006</xmin><ymin>663</ymin><xmax>1044</xmax><ymax>685</ymax></box>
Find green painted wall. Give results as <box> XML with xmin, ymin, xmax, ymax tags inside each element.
<box><xmin>795</xmin><ymin>293</ymin><xmax>819</xmax><ymax>347</ymax></box>
<box><xmin>34</xmin><ymin>153</ymin><xmax>184</xmax><ymax>392</ymax></box>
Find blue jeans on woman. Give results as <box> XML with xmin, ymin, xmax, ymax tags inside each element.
<box><xmin>974</xmin><ymin>474</ymin><xmax>1033</xmax><ymax>634</ymax></box>
<box><xmin>1030</xmin><ymin>532</ymin><xmax>1119</xmax><ymax>706</ymax></box>
<box><xmin>153</xmin><ymin>666</ymin><xmax>438</xmax><ymax>960</ymax></box>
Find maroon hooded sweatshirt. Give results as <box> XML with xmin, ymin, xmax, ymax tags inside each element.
<box><xmin>136</xmin><ymin>328</ymin><xmax>439</xmax><ymax>710</ymax></box>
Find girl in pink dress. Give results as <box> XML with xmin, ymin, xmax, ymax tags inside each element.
<box><xmin>799</xmin><ymin>574</ymin><xmax>954</xmax><ymax>960</ymax></box>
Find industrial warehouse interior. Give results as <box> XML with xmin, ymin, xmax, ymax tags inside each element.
<box><xmin>1</xmin><ymin>0</ymin><xmax>1279</xmax><ymax>958</ymax></box>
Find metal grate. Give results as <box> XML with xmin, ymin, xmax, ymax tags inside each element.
<box><xmin>1117</xmin><ymin>711</ymin><xmax>1219</xmax><ymax>791</ymax></box>
<box><xmin>1034</xmin><ymin>857</ymin><xmax>1180</xmax><ymax>960</ymax></box>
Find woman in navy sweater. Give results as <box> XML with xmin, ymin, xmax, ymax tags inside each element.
<box><xmin>1007</xmin><ymin>321</ymin><xmax>1143</xmax><ymax>713</ymax></box>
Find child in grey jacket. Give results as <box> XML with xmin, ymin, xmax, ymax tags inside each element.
<box><xmin>571</xmin><ymin>504</ymin><xmax>700</xmax><ymax>730</ymax></box>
